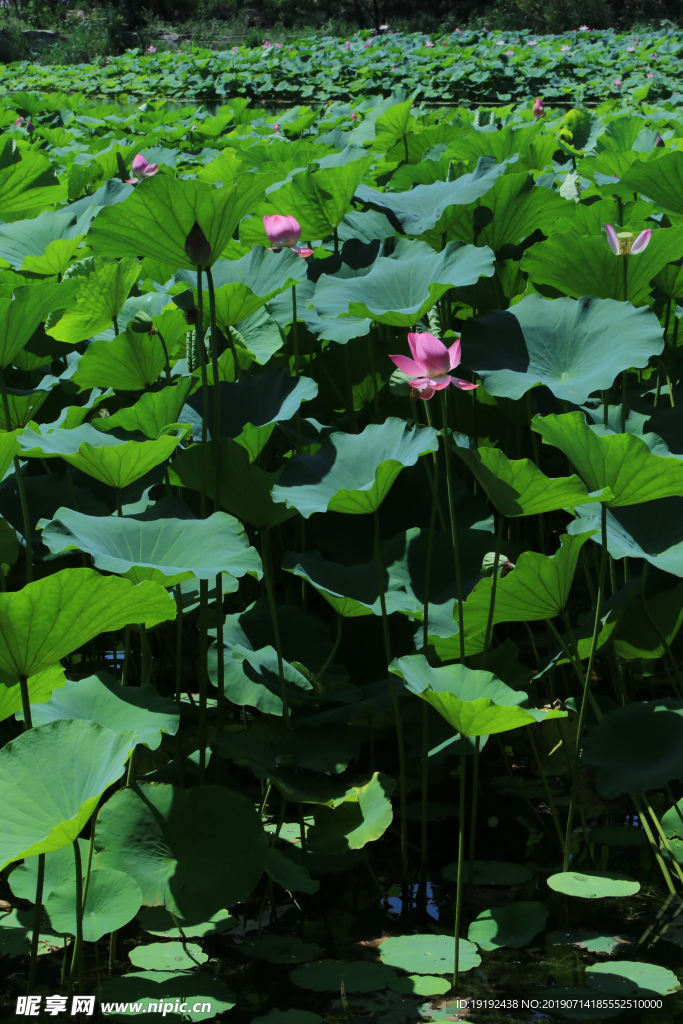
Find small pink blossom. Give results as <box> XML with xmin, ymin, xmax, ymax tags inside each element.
<box><xmin>425</xmin><ymin>40</ymin><xmax>433</xmax><ymax>48</ymax></box>
<box><xmin>578</xmin><ymin>25</ymin><xmax>590</xmax><ymax>31</ymax></box>
<box><xmin>389</xmin><ymin>332</ymin><xmax>477</xmax><ymax>400</ymax></box>
<box><xmin>495</xmin><ymin>39</ymin><xmax>505</xmax><ymax>46</ymax></box>
<box><xmin>276</xmin><ymin>42</ymin><xmax>281</xmax><ymax>49</ymax></box>
<box><xmin>233</xmin><ymin>46</ymin><xmax>238</xmax><ymax>52</ymax></box>
<box><xmin>126</xmin><ymin>153</ymin><xmax>158</xmax><ymax>184</ymax></box>
<box><xmin>379</xmin><ymin>24</ymin><xmax>389</xmax><ymax>30</ymax></box>
<box><xmin>364</xmin><ymin>43</ymin><xmax>369</xmax><ymax>49</ymax></box>
<box><xmin>272</xmin><ymin>122</ymin><xmax>280</xmax><ymax>132</ymax></box>
<box><xmin>345</xmin><ymin>41</ymin><xmax>350</xmax><ymax>49</ymax></box>
<box><xmin>627</xmin><ymin>46</ymin><xmax>635</xmax><ymax>52</ymax></box>
<box><xmin>15</xmin><ymin>116</ymin><xmax>24</xmax><ymax>126</ymax></box>
<box><xmin>351</xmin><ymin>111</ymin><xmax>357</xmax><ymax>120</ymax></box>
<box><xmin>263</xmin><ymin>215</ymin><xmax>313</xmax><ymax>258</ymax></box>
<box><xmin>263</xmin><ymin>40</ymin><xmax>271</xmax><ymax>48</ymax></box>
<box><xmin>647</xmin><ymin>72</ymin><xmax>653</xmax><ymax>78</ymax></box>
<box><xmin>533</xmin><ymin>97</ymin><xmax>545</xmax><ymax>119</ymax></box>
<box><xmin>528</xmin><ymin>40</ymin><xmax>537</xmax><ymax>45</ymax></box>
<box><xmin>505</xmin><ymin>49</ymin><xmax>514</xmax><ymax>55</ymax></box>
<box><xmin>561</xmin><ymin>45</ymin><xmax>571</xmax><ymax>51</ymax></box>
<box><xmin>614</xmin><ymin>78</ymin><xmax>622</xmax><ymax>87</ymax></box>
<box><xmin>147</xmin><ymin>45</ymin><xmax>156</xmax><ymax>53</ymax></box>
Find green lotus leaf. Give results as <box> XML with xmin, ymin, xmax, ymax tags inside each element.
<box><xmin>581</xmin><ymin>700</ymin><xmax>683</xmax><ymax>797</ymax></box>
<box><xmin>391</xmin><ymin>655</ymin><xmax>566</xmax><ymax>736</ymax></box>
<box><xmin>208</xmin><ymin>643</ymin><xmax>314</xmax><ymax>716</ymax></box>
<box><xmin>0</xmin><ymin>281</ymin><xmax>74</xmax><ymax>369</ymax></box>
<box><xmin>95</xmin><ymin>783</ymin><xmax>267</xmax><ymax>919</ymax></box>
<box><xmin>266</xmin><ymin>847</ymin><xmax>320</xmax><ymax>895</ymax></box>
<box><xmin>186</xmin><ymin>367</ymin><xmax>317</xmax><ymax>460</ymax></box>
<box><xmin>272</xmin><ymin>418</ymin><xmax>439</xmax><ymax>518</ymax></box>
<box><xmin>0</xmin><ymin>137</ymin><xmax>65</xmax><ymax>216</ymax></box>
<box><xmin>24</xmin><ymin>672</ymin><xmax>178</xmax><ymax>750</ymax></box>
<box><xmin>98</xmin><ymin>971</ymin><xmax>235</xmax><ymax>1020</ymax></box>
<box><xmin>0</xmin><ymin>719</ymin><xmax>135</xmax><ymax>869</ymax></box>
<box><xmin>137</xmin><ymin>907</ymin><xmax>236</xmax><ymax>939</ymax></box>
<box><xmin>0</xmin><ymin>568</ymin><xmax>175</xmax><ymax>677</ymax></box>
<box><xmin>170</xmin><ymin>438</ymin><xmax>295</xmax><ymax>529</ymax></box>
<box><xmin>0</xmin><ymin>664</ymin><xmax>65</xmax><ymax>724</ymax></box>
<box><xmin>568</xmin><ymin>499</ymin><xmax>683</xmax><ymax>577</ymax></box>
<box><xmin>461</xmin><ymin>295</ymin><xmax>663</xmax><ymax>403</ymax></box>
<box><xmin>453</xmin><ymin>441</ymin><xmax>611</xmax><ymax>516</ymax></box>
<box><xmin>41</xmin><ymin>509</ymin><xmax>261</xmax><ymax>586</ymax></box>
<box><xmin>0</xmin><ymin>386</ymin><xmax>49</xmax><ymax>431</ymax></box>
<box><xmin>547</xmin><ymin>871</ymin><xmax>640</xmax><ymax>898</ymax></box>
<box><xmin>312</xmin><ymin>239</ymin><xmax>495</xmax><ymax>327</ymax></box>
<box><xmin>468</xmin><ymin>901</ymin><xmax>548</xmax><ymax>950</ymax></box>
<box><xmin>72</xmin><ymin>325</ymin><xmax>170</xmax><ymax>391</ymax></box>
<box><xmin>45</xmin><ymin>257</ymin><xmax>140</xmax><ymax>343</ymax></box>
<box><xmin>290</xmin><ymin>958</ymin><xmax>399</xmax><ymax>993</ymax></box>
<box><xmin>46</xmin><ymin>868</ymin><xmax>142</xmax><ymax>942</ymax></box>
<box><xmin>20</xmin><ymin>423</ymin><xmax>180</xmax><ymax>489</ymax></box>
<box><xmin>88</xmin><ymin>174</ymin><xmax>264</xmax><ymax>269</ymax></box>
<box><xmin>0</xmin><ymin>429</ymin><xmax>20</xmax><ymax>479</ymax></box>
<box><xmin>307</xmin><ymin>773</ymin><xmax>395</xmax><ymax>854</ymax></box>
<box><xmin>462</xmin><ymin>532</ymin><xmax>594</xmax><ymax>632</ymax></box>
<box><xmin>244</xmin><ymin>155</ymin><xmax>374</xmax><ymax>243</ymax></box>
<box><xmin>377</xmin><ymin>934</ymin><xmax>481</xmax><ymax>975</ymax></box>
<box><xmin>613</xmin><ymin>151</ymin><xmax>683</xmax><ymax>216</ymax></box>
<box><xmin>0</xmin><ymin>907</ymin><xmax>65</xmax><ymax>957</ymax></box>
<box><xmin>9</xmin><ymin>838</ymin><xmax>95</xmax><ymax>903</ymax></box>
<box><xmin>95</xmin><ymin>380</ymin><xmax>194</xmax><ymax>439</ymax></box>
<box><xmin>586</xmin><ymin>961</ymin><xmax>680</xmax><ymax>997</ymax></box>
<box><xmin>522</xmin><ymin>227</ymin><xmax>683</xmax><ymax>303</ymax></box>
<box><xmin>533</xmin><ymin>412</ymin><xmax>683</xmax><ymax>506</ymax></box>
<box><xmin>178</xmin><ymin>247</ymin><xmax>307</xmax><ymax>328</ymax></box>
<box><xmin>129</xmin><ymin>940</ymin><xmax>207</xmax><ymax>971</ymax></box>
<box><xmin>354</xmin><ymin>157</ymin><xmax>509</xmax><ymax>235</ymax></box>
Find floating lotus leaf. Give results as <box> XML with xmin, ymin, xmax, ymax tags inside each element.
<box><xmin>468</xmin><ymin>901</ymin><xmax>548</xmax><ymax>950</ymax></box>
<box><xmin>46</xmin><ymin>867</ymin><xmax>142</xmax><ymax>942</ymax></box>
<box><xmin>461</xmin><ymin>295</ymin><xmax>663</xmax><ymax>403</ymax></box>
<box><xmin>377</xmin><ymin>934</ymin><xmax>481</xmax><ymax>975</ymax></box>
<box><xmin>98</xmin><ymin>971</ymin><xmax>235</xmax><ymax>1020</ymax></box>
<box><xmin>586</xmin><ymin>961</ymin><xmax>680</xmax><ymax>997</ymax></box>
<box><xmin>129</xmin><ymin>940</ymin><xmax>207</xmax><ymax>971</ymax></box>
<box><xmin>547</xmin><ymin>871</ymin><xmax>640</xmax><ymax>898</ymax></box>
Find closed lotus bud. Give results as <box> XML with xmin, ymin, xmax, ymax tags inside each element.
<box><xmin>184</xmin><ymin>220</ymin><xmax>212</xmax><ymax>267</ymax></box>
<box><xmin>655</xmin><ymin>133</ymin><xmax>665</xmax><ymax>147</ymax></box>
<box><xmin>532</xmin><ymin>97</ymin><xmax>545</xmax><ymax>119</ymax></box>
<box><xmin>130</xmin><ymin>310</ymin><xmax>154</xmax><ymax>334</ymax></box>
<box><xmin>481</xmin><ymin>552</ymin><xmax>514</xmax><ymax>575</ymax></box>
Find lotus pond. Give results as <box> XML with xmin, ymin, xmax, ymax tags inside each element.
<box><xmin>2</xmin><ymin>89</ymin><xmax>683</xmax><ymax>1022</ymax></box>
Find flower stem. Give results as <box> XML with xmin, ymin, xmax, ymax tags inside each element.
<box><xmin>439</xmin><ymin>389</ymin><xmax>465</xmax><ymax>661</ymax></box>
<box><xmin>373</xmin><ymin>509</ymin><xmax>408</xmax><ymax>884</ymax></box>
<box><xmin>452</xmin><ymin>741</ymin><xmax>466</xmax><ymax>993</ymax></box>
<box><xmin>262</xmin><ymin>527</ymin><xmax>289</xmax><ymax>727</ymax></box>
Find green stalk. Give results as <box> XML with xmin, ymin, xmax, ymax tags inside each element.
<box><xmin>68</xmin><ymin>840</ymin><xmax>85</xmax><ymax>995</ymax></box>
<box><xmin>467</xmin><ymin>736</ymin><xmax>480</xmax><ymax>887</ymax></box>
<box><xmin>196</xmin><ymin>266</ymin><xmax>208</xmax><ymax>518</ymax></box>
<box><xmin>155</xmin><ymin>328</ymin><xmax>172</xmax><ymax>384</ymax></box>
<box><xmin>261</xmin><ymin>527</ymin><xmax>289</xmax><ymax>727</ymax></box>
<box><xmin>19</xmin><ymin>679</ymin><xmax>46</xmax><ymax>996</ymax></box>
<box><xmin>452</xmin><ymin>741</ymin><xmax>466</xmax><ymax>993</ymax></box>
<box><xmin>420</xmin><ymin>448</ymin><xmax>440</xmax><ymax>870</ymax></box>
<box><xmin>562</xmin><ymin>504</ymin><xmax>608</xmax><ymax>871</ymax></box>
<box><xmin>621</xmin><ymin>255</ymin><xmax>628</xmax><ymax>434</ymax></box>
<box><xmin>481</xmin><ymin>514</ymin><xmax>504</xmax><ymax>669</ymax></box>
<box><xmin>0</xmin><ymin>367</ymin><xmax>32</xmax><ymax>583</ymax></box>
<box><xmin>528</xmin><ymin>727</ymin><xmax>565</xmax><ymax>855</ymax></box>
<box><xmin>205</xmin><ymin>267</ymin><xmax>225</xmax><ymax>730</ymax></box>
<box><xmin>373</xmin><ymin>508</ymin><xmax>408</xmax><ymax>884</ymax></box>
<box><xmin>439</xmin><ymin>389</ymin><xmax>465</xmax><ymax>661</ymax></box>
<box><xmin>198</xmin><ymin>578</ymin><xmax>209</xmax><ymax>782</ymax></box>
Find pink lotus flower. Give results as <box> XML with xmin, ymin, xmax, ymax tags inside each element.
<box><xmin>389</xmin><ymin>332</ymin><xmax>477</xmax><ymax>400</ymax></box>
<box><xmin>147</xmin><ymin>45</ymin><xmax>156</xmax><ymax>53</ymax></box>
<box><xmin>627</xmin><ymin>46</ymin><xmax>635</xmax><ymax>51</ymax></box>
<box><xmin>495</xmin><ymin>39</ymin><xmax>505</xmax><ymax>46</ymax></box>
<box><xmin>364</xmin><ymin>43</ymin><xmax>369</xmax><ymax>49</ymax></box>
<box><xmin>263</xmin><ymin>215</ymin><xmax>313</xmax><ymax>258</ymax></box>
<box><xmin>126</xmin><ymin>154</ymin><xmax>158</xmax><ymax>183</ymax></box>
<box><xmin>272</xmin><ymin>122</ymin><xmax>280</xmax><ymax>132</ymax></box>
<box><xmin>605</xmin><ymin>224</ymin><xmax>651</xmax><ymax>255</ymax></box>
<box><xmin>614</xmin><ymin>79</ymin><xmax>622</xmax><ymax>87</ymax></box>
<box><xmin>578</xmin><ymin>25</ymin><xmax>590</xmax><ymax>31</ymax></box>
<box><xmin>351</xmin><ymin>111</ymin><xmax>357</xmax><ymax>120</ymax></box>
<box><xmin>561</xmin><ymin>45</ymin><xmax>571</xmax><ymax>51</ymax></box>
<box><xmin>505</xmin><ymin>49</ymin><xmax>514</xmax><ymax>55</ymax></box>
<box><xmin>15</xmin><ymin>116</ymin><xmax>24</xmax><ymax>126</ymax></box>
<box><xmin>276</xmin><ymin>42</ymin><xmax>281</xmax><ymax>49</ymax></box>
<box><xmin>425</xmin><ymin>40</ymin><xmax>434</xmax><ymax>48</ymax></box>
<box><xmin>528</xmin><ymin>40</ymin><xmax>537</xmax><ymax>45</ymax></box>
<box><xmin>533</xmin><ymin>97</ymin><xmax>545</xmax><ymax>119</ymax></box>
<box><xmin>263</xmin><ymin>40</ymin><xmax>271</xmax><ymax>48</ymax></box>
<box><xmin>647</xmin><ymin>72</ymin><xmax>653</xmax><ymax>78</ymax></box>
<box><xmin>233</xmin><ymin>46</ymin><xmax>238</xmax><ymax>52</ymax></box>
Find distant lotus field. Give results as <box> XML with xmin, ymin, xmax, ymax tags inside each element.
<box><xmin>1</xmin><ymin>80</ymin><xmax>683</xmax><ymax>1021</ymax></box>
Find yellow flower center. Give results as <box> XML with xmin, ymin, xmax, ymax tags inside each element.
<box><xmin>617</xmin><ymin>231</ymin><xmax>635</xmax><ymax>255</ymax></box>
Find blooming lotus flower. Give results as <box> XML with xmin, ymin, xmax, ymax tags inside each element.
<box><xmin>533</xmin><ymin>97</ymin><xmax>545</xmax><ymax>119</ymax></box>
<box><xmin>561</xmin><ymin>45</ymin><xmax>571</xmax><ymax>51</ymax></box>
<box><xmin>276</xmin><ymin>42</ymin><xmax>281</xmax><ymax>49</ymax></box>
<box><xmin>605</xmin><ymin>224</ymin><xmax>651</xmax><ymax>255</ymax></box>
<box><xmin>126</xmin><ymin>154</ymin><xmax>158</xmax><ymax>183</ymax></box>
<box><xmin>495</xmin><ymin>39</ymin><xmax>505</xmax><ymax>46</ymax></box>
<box><xmin>528</xmin><ymin>39</ymin><xmax>537</xmax><ymax>45</ymax></box>
<box><xmin>505</xmin><ymin>49</ymin><xmax>514</xmax><ymax>55</ymax></box>
<box><xmin>389</xmin><ymin>332</ymin><xmax>477</xmax><ymax>400</ymax></box>
<box><xmin>263</xmin><ymin>215</ymin><xmax>312</xmax><ymax>258</ymax></box>
<box><xmin>425</xmin><ymin>40</ymin><xmax>433</xmax><ymax>47</ymax></box>
<box><xmin>380</xmin><ymin>24</ymin><xmax>389</xmax><ymax>30</ymax></box>
<box><xmin>344</xmin><ymin>41</ymin><xmax>350</xmax><ymax>49</ymax></box>
<box><xmin>147</xmin><ymin>45</ymin><xmax>156</xmax><ymax>53</ymax></box>
<box><xmin>263</xmin><ymin>40</ymin><xmax>271</xmax><ymax>48</ymax></box>
<box><xmin>578</xmin><ymin>25</ymin><xmax>590</xmax><ymax>31</ymax></box>
<box><xmin>15</xmin><ymin>116</ymin><xmax>24</xmax><ymax>126</ymax></box>
<box><xmin>627</xmin><ymin>46</ymin><xmax>635</xmax><ymax>52</ymax></box>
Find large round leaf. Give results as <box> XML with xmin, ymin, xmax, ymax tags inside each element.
<box><xmin>41</xmin><ymin>509</ymin><xmax>262</xmax><ymax>587</ymax></box>
<box><xmin>88</xmin><ymin>175</ymin><xmax>264</xmax><ymax>270</ymax></box>
<box><xmin>95</xmin><ymin>783</ymin><xmax>267</xmax><ymax>919</ymax></box>
<box><xmin>0</xmin><ymin>664</ymin><xmax>65</xmax><ymax>724</ymax></box>
<box><xmin>0</xmin><ymin>281</ymin><xmax>72</xmax><ymax>368</ymax></box>
<box><xmin>533</xmin><ymin>412</ymin><xmax>683</xmax><ymax>507</ymax></box>
<box><xmin>391</xmin><ymin>655</ymin><xmax>565</xmax><ymax>737</ymax></box>
<box><xmin>45</xmin><ymin>257</ymin><xmax>140</xmax><ymax>342</ymax></box>
<box><xmin>24</xmin><ymin>672</ymin><xmax>178</xmax><ymax>750</ymax></box>
<box><xmin>569</xmin><ymin>499</ymin><xmax>683</xmax><ymax>577</ymax></box>
<box><xmin>46</xmin><ymin>867</ymin><xmax>142</xmax><ymax>941</ymax></box>
<box><xmin>586</xmin><ymin>961</ymin><xmax>680</xmax><ymax>997</ymax></box>
<box><xmin>547</xmin><ymin>871</ymin><xmax>640</xmax><ymax>898</ymax></box>
<box><xmin>461</xmin><ymin>295</ymin><xmax>663</xmax><ymax>403</ymax></box>
<box><xmin>312</xmin><ymin>239</ymin><xmax>495</xmax><ymax>328</ymax></box>
<box><xmin>377</xmin><ymin>934</ymin><xmax>481</xmax><ymax>975</ymax></box>
<box><xmin>272</xmin><ymin>418</ymin><xmax>438</xmax><ymax>518</ymax></box>
<box><xmin>0</xmin><ymin>569</ymin><xmax>175</xmax><ymax>677</ymax></box>
<box><xmin>467</xmin><ymin>901</ymin><xmax>548</xmax><ymax>950</ymax></box>
<box><xmin>9</xmin><ymin>838</ymin><xmax>94</xmax><ymax>903</ymax></box>
<box><xmin>0</xmin><ymin>720</ymin><xmax>134</xmax><ymax>869</ymax></box>
<box><xmin>581</xmin><ymin>700</ymin><xmax>683</xmax><ymax>797</ymax></box>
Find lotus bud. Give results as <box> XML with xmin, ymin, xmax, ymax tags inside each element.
<box><xmin>532</xmin><ymin>97</ymin><xmax>545</xmax><ymax>119</ymax></box>
<box><xmin>655</xmin><ymin>133</ymin><xmax>665</xmax><ymax>147</ymax></box>
<box><xmin>184</xmin><ymin>220</ymin><xmax>212</xmax><ymax>267</ymax></box>
<box><xmin>131</xmin><ymin>311</ymin><xmax>155</xmax><ymax>335</ymax></box>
